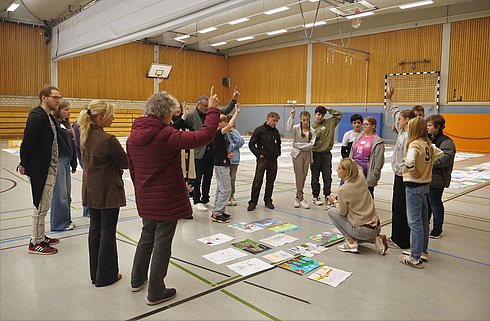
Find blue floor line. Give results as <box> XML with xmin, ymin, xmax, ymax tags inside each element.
<box><xmin>428</xmin><ymin>249</ymin><xmax>490</xmax><ymax>267</ymax></box>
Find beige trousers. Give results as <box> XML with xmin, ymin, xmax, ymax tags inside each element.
<box><xmin>292</xmin><ymin>150</ymin><xmax>311</xmax><ymax>200</ymax></box>
<box><xmin>31</xmin><ymin>166</ymin><xmax>56</xmax><ymax>244</ymax></box>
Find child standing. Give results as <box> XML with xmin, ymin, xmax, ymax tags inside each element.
<box><xmin>399</xmin><ymin>117</ymin><xmax>442</xmax><ymax>269</ymax></box>
<box><xmin>226</xmin><ymin>114</ymin><xmax>245</xmax><ymax>206</ymax></box>
<box><xmin>340</xmin><ymin>114</ymin><xmax>363</xmax><ymax>158</ymax></box>
<box><xmin>211</xmin><ymin>105</ymin><xmax>240</xmax><ymax>223</ymax></box>
<box><xmin>287</xmin><ymin>108</ymin><xmax>316</xmax><ymax>209</ymax></box>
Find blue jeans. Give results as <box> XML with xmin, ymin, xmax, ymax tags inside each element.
<box><xmin>213</xmin><ymin>166</ymin><xmax>231</xmax><ymax>215</ymax></box>
<box><xmin>428</xmin><ymin>187</ymin><xmax>445</xmax><ymax>233</ymax></box>
<box><xmin>405</xmin><ymin>184</ymin><xmax>430</xmax><ymax>261</ymax></box>
<box><xmin>50</xmin><ymin>157</ymin><xmax>72</xmax><ymax>230</ymax></box>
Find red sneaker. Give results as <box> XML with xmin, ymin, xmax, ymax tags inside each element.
<box><xmin>44</xmin><ymin>236</ymin><xmax>59</xmax><ymax>245</ymax></box>
<box><xmin>28</xmin><ymin>242</ymin><xmax>58</xmax><ymax>255</ymax></box>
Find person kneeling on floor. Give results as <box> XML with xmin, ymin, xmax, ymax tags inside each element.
<box><xmin>326</xmin><ymin>158</ymin><xmax>388</xmax><ymax>255</ymax></box>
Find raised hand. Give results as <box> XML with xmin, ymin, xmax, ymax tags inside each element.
<box><xmin>182</xmin><ymin>101</ymin><xmax>188</xmax><ymax>118</ymax></box>
<box><xmin>235</xmin><ymin>103</ymin><xmax>240</xmax><ymax>114</ymax></box>
<box><xmin>387</xmin><ymin>86</ymin><xmax>395</xmax><ymax>100</ymax></box>
<box><xmin>290</xmin><ymin>108</ymin><xmax>296</xmax><ymax>117</ymax></box>
<box><xmin>232</xmin><ymin>87</ymin><xmax>240</xmax><ymax>100</ymax></box>
<box><xmin>209</xmin><ymin>86</ymin><xmax>219</xmax><ymax>109</ymax></box>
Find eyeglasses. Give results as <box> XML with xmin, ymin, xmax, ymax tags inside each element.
<box><xmin>48</xmin><ymin>95</ymin><xmax>62</xmax><ymax>100</ymax></box>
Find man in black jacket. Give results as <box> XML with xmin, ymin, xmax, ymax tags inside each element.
<box><xmin>19</xmin><ymin>86</ymin><xmax>61</xmax><ymax>255</ymax></box>
<box><xmin>247</xmin><ymin>112</ymin><xmax>281</xmax><ymax>211</ymax></box>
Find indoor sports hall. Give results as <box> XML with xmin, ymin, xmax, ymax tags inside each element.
<box><xmin>1</xmin><ymin>0</ymin><xmax>489</xmax><ymax>320</ymax></box>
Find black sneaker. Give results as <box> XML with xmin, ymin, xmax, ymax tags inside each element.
<box><xmin>147</xmin><ymin>288</ymin><xmax>177</xmax><ymax>306</ymax></box>
<box><xmin>265</xmin><ymin>202</ymin><xmax>274</xmax><ymax>209</ymax></box>
<box><xmin>430</xmin><ymin>230</ymin><xmax>443</xmax><ymax>239</ymax></box>
<box><xmin>183</xmin><ymin>215</ymin><xmax>193</xmax><ymax>220</ymax></box>
<box><xmin>247</xmin><ymin>203</ymin><xmax>256</xmax><ymax>211</ymax></box>
<box><xmin>222</xmin><ymin>213</ymin><xmax>231</xmax><ymax>219</ymax></box>
<box><xmin>211</xmin><ymin>213</ymin><xmax>230</xmax><ymax>223</ymax></box>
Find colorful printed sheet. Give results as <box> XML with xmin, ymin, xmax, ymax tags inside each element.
<box><xmin>288</xmin><ymin>243</ymin><xmax>328</xmax><ymax>257</ymax></box>
<box><xmin>260</xmin><ymin>234</ymin><xmax>298</xmax><ymax>247</ymax></box>
<box><xmin>251</xmin><ymin>218</ymin><xmax>282</xmax><ymax>228</ymax></box>
<box><xmin>306</xmin><ymin>232</ymin><xmax>344</xmax><ymax>246</ymax></box>
<box><xmin>226</xmin><ymin>258</ymin><xmax>274</xmax><ymax>276</ymax></box>
<box><xmin>263</xmin><ymin>250</ymin><xmax>296</xmax><ymax>263</ymax></box>
<box><xmin>308</xmin><ymin>265</ymin><xmax>352</xmax><ymax>287</ymax></box>
<box><xmin>278</xmin><ymin>255</ymin><xmax>323</xmax><ymax>275</ymax></box>
<box><xmin>228</xmin><ymin>222</ymin><xmax>263</xmax><ymax>233</ymax></box>
<box><xmin>202</xmin><ymin>248</ymin><xmax>248</xmax><ymax>265</ymax></box>
<box><xmin>197</xmin><ymin>233</ymin><xmax>235</xmax><ymax>246</ymax></box>
<box><xmin>232</xmin><ymin>239</ymin><xmax>271</xmax><ymax>254</ymax></box>
<box><xmin>268</xmin><ymin>223</ymin><xmax>301</xmax><ymax>233</ymax></box>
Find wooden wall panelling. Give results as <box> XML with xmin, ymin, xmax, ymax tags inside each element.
<box><xmin>58</xmin><ymin>42</ymin><xmax>154</xmax><ymax>101</ymax></box>
<box><xmin>312</xmin><ymin>25</ymin><xmax>442</xmax><ymax>104</ymax></box>
<box><xmin>227</xmin><ymin>45</ymin><xmax>307</xmax><ymax>104</ymax></box>
<box><xmin>448</xmin><ymin>17</ymin><xmax>490</xmax><ymax>102</ymax></box>
<box><xmin>0</xmin><ymin>22</ymin><xmax>50</xmax><ymax>96</ymax></box>
<box><xmin>159</xmin><ymin>47</ymin><xmax>229</xmax><ymax>104</ymax></box>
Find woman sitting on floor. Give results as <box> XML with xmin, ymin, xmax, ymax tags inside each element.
<box><xmin>326</xmin><ymin>158</ymin><xmax>388</xmax><ymax>255</ymax></box>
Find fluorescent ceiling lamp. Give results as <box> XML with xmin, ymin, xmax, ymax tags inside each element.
<box><xmin>266</xmin><ymin>29</ymin><xmax>287</xmax><ymax>36</ymax></box>
<box><xmin>236</xmin><ymin>36</ymin><xmax>255</xmax><ymax>41</ymax></box>
<box><xmin>174</xmin><ymin>35</ymin><xmax>190</xmax><ymax>41</ymax></box>
<box><xmin>264</xmin><ymin>6</ymin><xmax>289</xmax><ymax>15</ymax></box>
<box><xmin>199</xmin><ymin>27</ymin><xmax>217</xmax><ymax>34</ymax></box>
<box><xmin>359</xmin><ymin>1</ymin><xmax>376</xmax><ymax>9</ymax></box>
<box><xmin>7</xmin><ymin>3</ymin><xmax>20</xmax><ymax>11</ymax></box>
<box><xmin>211</xmin><ymin>41</ymin><xmax>227</xmax><ymax>47</ymax></box>
<box><xmin>399</xmin><ymin>0</ymin><xmax>434</xmax><ymax>9</ymax></box>
<box><xmin>308</xmin><ymin>0</ymin><xmax>320</xmax><ymax>2</ymax></box>
<box><xmin>346</xmin><ymin>11</ymin><xmax>374</xmax><ymax>19</ymax></box>
<box><xmin>304</xmin><ymin>21</ymin><xmax>327</xmax><ymax>28</ymax></box>
<box><xmin>228</xmin><ymin>17</ymin><xmax>250</xmax><ymax>25</ymax></box>
<box><xmin>329</xmin><ymin>7</ymin><xmax>344</xmax><ymax>15</ymax></box>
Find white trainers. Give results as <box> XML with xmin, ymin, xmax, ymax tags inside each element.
<box><xmin>294</xmin><ymin>198</ymin><xmax>300</xmax><ymax>208</ymax></box>
<box><xmin>312</xmin><ymin>197</ymin><xmax>323</xmax><ymax>206</ymax></box>
<box><xmin>193</xmin><ymin>203</ymin><xmax>207</xmax><ymax>211</ymax></box>
<box><xmin>402</xmin><ymin>250</ymin><xmax>429</xmax><ymax>261</ymax></box>
<box><xmin>300</xmin><ymin>199</ymin><xmax>310</xmax><ymax>209</ymax></box>
<box><xmin>65</xmin><ymin>223</ymin><xmax>75</xmax><ymax>230</ymax></box>
<box><xmin>337</xmin><ymin>241</ymin><xmax>358</xmax><ymax>253</ymax></box>
<box><xmin>228</xmin><ymin>196</ymin><xmax>237</xmax><ymax>206</ymax></box>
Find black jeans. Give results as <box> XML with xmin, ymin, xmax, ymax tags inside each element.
<box><xmin>131</xmin><ymin>219</ymin><xmax>178</xmax><ymax>302</ymax></box>
<box><xmin>193</xmin><ymin>147</ymin><xmax>214</xmax><ymax>204</ymax></box>
<box><xmin>89</xmin><ymin>207</ymin><xmax>120</xmax><ymax>286</ymax></box>
<box><xmin>390</xmin><ymin>175</ymin><xmax>410</xmax><ymax>249</ymax></box>
<box><xmin>428</xmin><ymin>186</ymin><xmax>445</xmax><ymax>233</ymax></box>
<box><xmin>249</xmin><ymin>157</ymin><xmax>278</xmax><ymax>205</ymax></box>
<box><xmin>310</xmin><ymin>151</ymin><xmax>333</xmax><ymax>198</ymax></box>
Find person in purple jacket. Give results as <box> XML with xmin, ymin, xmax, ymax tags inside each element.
<box><xmin>126</xmin><ymin>87</ymin><xmax>220</xmax><ymax>306</ymax></box>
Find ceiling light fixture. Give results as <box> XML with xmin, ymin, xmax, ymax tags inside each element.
<box><xmin>359</xmin><ymin>1</ymin><xmax>376</xmax><ymax>9</ymax></box>
<box><xmin>211</xmin><ymin>41</ymin><xmax>227</xmax><ymax>47</ymax></box>
<box><xmin>308</xmin><ymin>0</ymin><xmax>320</xmax><ymax>2</ymax></box>
<box><xmin>266</xmin><ymin>29</ymin><xmax>288</xmax><ymax>35</ymax></box>
<box><xmin>174</xmin><ymin>35</ymin><xmax>190</xmax><ymax>41</ymax></box>
<box><xmin>7</xmin><ymin>3</ymin><xmax>20</xmax><ymax>11</ymax></box>
<box><xmin>264</xmin><ymin>6</ymin><xmax>289</xmax><ymax>15</ymax></box>
<box><xmin>228</xmin><ymin>17</ymin><xmax>250</xmax><ymax>25</ymax></box>
<box><xmin>199</xmin><ymin>27</ymin><xmax>217</xmax><ymax>34</ymax></box>
<box><xmin>399</xmin><ymin>0</ymin><xmax>434</xmax><ymax>9</ymax></box>
<box><xmin>304</xmin><ymin>21</ymin><xmax>327</xmax><ymax>28</ymax></box>
<box><xmin>236</xmin><ymin>36</ymin><xmax>255</xmax><ymax>41</ymax></box>
<box><xmin>346</xmin><ymin>11</ymin><xmax>374</xmax><ymax>19</ymax></box>
<box><xmin>329</xmin><ymin>8</ymin><xmax>344</xmax><ymax>15</ymax></box>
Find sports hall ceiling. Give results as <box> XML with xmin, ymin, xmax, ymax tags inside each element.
<box><xmin>1</xmin><ymin>0</ymin><xmax>488</xmax><ymax>57</ymax></box>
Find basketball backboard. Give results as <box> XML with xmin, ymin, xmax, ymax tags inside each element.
<box><xmin>147</xmin><ymin>63</ymin><xmax>172</xmax><ymax>78</ymax></box>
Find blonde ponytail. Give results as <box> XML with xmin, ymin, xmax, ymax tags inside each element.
<box><xmin>77</xmin><ymin>99</ymin><xmax>116</xmax><ymax>147</ymax></box>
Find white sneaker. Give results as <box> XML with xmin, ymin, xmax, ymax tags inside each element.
<box><xmin>300</xmin><ymin>199</ymin><xmax>310</xmax><ymax>209</ymax></box>
<box><xmin>402</xmin><ymin>250</ymin><xmax>429</xmax><ymax>261</ymax></box>
<box><xmin>294</xmin><ymin>198</ymin><xmax>300</xmax><ymax>208</ymax></box>
<box><xmin>337</xmin><ymin>241</ymin><xmax>358</xmax><ymax>253</ymax></box>
<box><xmin>312</xmin><ymin>197</ymin><xmax>323</xmax><ymax>206</ymax></box>
<box><xmin>65</xmin><ymin>223</ymin><xmax>75</xmax><ymax>230</ymax></box>
<box><xmin>228</xmin><ymin>196</ymin><xmax>237</xmax><ymax>206</ymax></box>
<box><xmin>193</xmin><ymin>203</ymin><xmax>207</xmax><ymax>211</ymax></box>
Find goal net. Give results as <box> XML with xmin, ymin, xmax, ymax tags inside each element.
<box><xmin>384</xmin><ymin>71</ymin><xmax>440</xmax><ymax>118</ymax></box>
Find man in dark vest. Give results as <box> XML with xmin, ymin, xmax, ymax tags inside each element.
<box><xmin>19</xmin><ymin>86</ymin><xmax>61</xmax><ymax>255</ymax></box>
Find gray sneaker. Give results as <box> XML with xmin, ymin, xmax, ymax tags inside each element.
<box><xmin>402</xmin><ymin>250</ymin><xmax>429</xmax><ymax>261</ymax></box>
<box><xmin>387</xmin><ymin>237</ymin><xmax>400</xmax><ymax>249</ymax></box>
<box><xmin>399</xmin><ymin>254</ymin><xmax>424</xmax><ymax>269</ymax></box>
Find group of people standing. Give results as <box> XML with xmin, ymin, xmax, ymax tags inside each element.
<box><xmin>18</xmin><ymin>84</ymin><xmax>456</xmax><ymax>307</ymax></box>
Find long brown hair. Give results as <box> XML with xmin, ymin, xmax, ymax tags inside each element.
<box><xmin>54</xmin><ymin>100</ymin><xmax>74</xmax><ymax>138</ymax></box>
<box><xmin>299</xmin><ymin>111</ymin><xmax>313</xmax><ymax>141</ymax></box>
<box><xmin>406</xmin><ymin>117</ymin><xmax>430</xmax><ymax>149</ymax></box>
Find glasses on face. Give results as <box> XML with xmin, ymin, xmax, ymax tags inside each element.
<box><xmin>48</xmin><ymin>95</ymin><xmax>62</xmax><ymax>100</ymax></box>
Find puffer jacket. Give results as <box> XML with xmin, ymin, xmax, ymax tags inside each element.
<box><xmin>430</xmin><ymin>131</ymin><xmax>456</xmax><ymax>188</ymax></box>
<box><xmin>126</xmin><ymin>108</ymin><xmax>219</xmax><ymax>221</ymax></box>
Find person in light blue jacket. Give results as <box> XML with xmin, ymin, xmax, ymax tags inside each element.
<box><xmin>225</xmin><ymin>114</ymin><xmax>245</xmax><ymax>206</ymax></box>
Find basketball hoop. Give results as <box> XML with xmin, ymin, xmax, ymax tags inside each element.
<box><xmin>352</xmin><ymin>9</ymin><xmax>362</xmax><ymax>29</ymax></box>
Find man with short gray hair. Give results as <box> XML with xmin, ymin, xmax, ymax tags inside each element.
<box><xmin>186</xmin><ymin>87</ymin><xmax>240</xmax><ymax>211</ymax></box>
